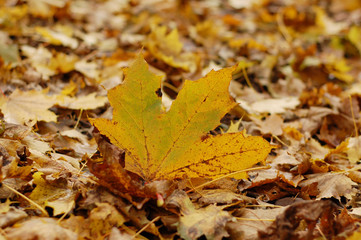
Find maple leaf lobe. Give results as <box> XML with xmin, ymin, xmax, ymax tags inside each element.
<box><xmin>91</xmin><ymin>55</ymin><xmax>273</xmax><ymax>181</ymax></box>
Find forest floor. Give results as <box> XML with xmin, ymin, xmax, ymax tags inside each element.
<box><xmin>1</xmin><ymin>0</ymin><xmax>361</xmax><ymax>239</ymax></box>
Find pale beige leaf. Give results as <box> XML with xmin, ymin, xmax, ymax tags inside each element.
<box><xmin>299</xmin><ymin>172</ymin><xmax>357</xmax><ymax>200</ymax></box>
<box><xmin>57</xmin><ymin>93</ymin><xmax>107</xmax><ymax>110</ymax></box>
<box><xmin>6</xmin><ymin>217</ymin><xmax>77</xmax><ymax>240</ymax></box>
<box><xmin>0</xmin><ymin>89</ymin><xmax>57</xmax><ymax>126</ymax></box>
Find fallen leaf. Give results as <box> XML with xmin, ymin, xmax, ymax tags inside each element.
<box><xmin>0</xmin><ymin>202</ymin><xmax>27</xmax><ymax>228</ymax></box>
<box><xmin>90</xmin><ymin>55</ymin><xmax>273</xmax><ymax>182</ymax></box>
<box><xmin>299</xmin><ymin>172</ymin><xmax>357</xmax><ymax>200</ymax></box>
<box><xmin>166</xmin><ymin>190</ymin><xmax>234</xmax><ymax>240</ymax></box>
<box><xmin>35</xmin><ymin>25</ymin><xmax>78</xmax><ymax>49</ymax></box>
<box><xmin>29</xmin><ymin>172</ymin><xmax>76</xmax><ymax>216</ymax></box>
<box><xmin>228</xmin><ymin>207</ymin><xmax>284</xmax><ymax>240</ymax></box>
<box><xmin>0</xmin><ymin>139</ymin><xmax>33</xmax><ymax>180</ymax></box>
<box><xmin>88</xmin><ymin>203</ymin><xmax>125</xmax><ymax>239</ymax></box>
<box><xmin>20</xmin><ymin>45</ymin><xmax>57</xmax><ymax>80</ymax></box>
<box><xmin>5</xmin><ymin>217</ymin><xmax>77</xmax><ymax>240</ymax></box>
<box><xmin>0</xmin><ymin>42</ymin><xmax>19</xmax><ymax>65</ymax></box>
<box><xmin>0</xmin><ymin>89</ymin><xmax>57</xmax><ymax>126</ymax></box>
<box><xmin>253</xmin><ymin>114</ymin><xmax>284</xmax><ymax>136</ymax></box>
<box><xmin>249</xmin><ymin>97</ymin><xmax>300</xmax><ymax>114</ymax></box>
<box><xmin>74</xmin><ymin>60</ymin><xmax>100</xmax><ymax>80</ymax></box>
<box><xmin>347</xmin><ymin>229</ymin><xmax>361</xmax><ymax>240</ymax></box>
<box><xmin>197</xmin><ymin>189</ymin><xmax>254</xmax><ymax>206</ymax></box>
<box><xmin>258</xmin><ymin>200</ymin><xmax>342</xmax><ymax>240</ymax></box>
<box><xmin>56</xmin><ymin>93</ymin><xmax>107</xmax><ymax>110</ymax></box>
<box><xmin>145</xmin><ymin>25</ymin><xmax>198</xmax><ymax>72</ymax></box>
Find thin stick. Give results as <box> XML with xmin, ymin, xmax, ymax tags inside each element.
<box><xmin>241</xmin><ymin>65</ymin><xmax>254</xmax><ymax>90</ymax></box>
<box><xmin>0</xmin><ymin>228</ymin><xmax>7</xmax><ymax>238</ymax></box>
<box><xmin>74</xmin><ymin>108</ymin><xmax>83</xmax><ymax>130</ymax></box>
<box><xmin>57</xmin><ymin>200</ymin><xmax>75</xmax><ymax>224</ymax></box>
<box><xmin>162</xmin><ymin>82</ymin><xmax>179</xmax><ymax>93</ymax></box>
<box><xmin>77</xmin><ymin>159</ymin><xmax>88</xmax><ymax>175</ymax></box>
<box><xmin>0</xmin><ymin>87</ymin><xmax>6</xmax><ymax>98</ymax></box>
<box><xmin>237</xmin><ymin>217</ymin><xmax>275</xmax><ymax>221</ymax></box>
<box><xmin>349</xmin><ymin>95</ymin><xmax>359</xmax><ymax>138</ymax></box>
<box><xmin>272</xmin><ymin>134</ymin><xmax>289</xmax><ymax>147</ymax></box>
<box><xmin>276</xmin><ymin>9</ymin><xmax>292</xmax><ymax>44</ymax></box>
<box><xmin>132</xmin><ymin>216</ymin><xmax>160</xmax><ymax>239</ymax></box>
<box><xmin>3</xmin><ymin>183</ymin><xmax>48</xmax><ymax>217</ymax></box>
<box><xmin>245</xmin><ymin>204</ymin><xmax>283</xmax><ymax>208</ymax></box>
<box><xmin>316</xmin><ymin>224</ymin><xmax>327</xmax><ymax>240</ymax></box>
<box><xmin>186</xmin><ymin>165</ymin><xmax>270</xmax><ymax>193</ymax></box>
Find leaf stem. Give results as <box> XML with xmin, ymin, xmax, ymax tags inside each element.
<box><xmin>236</xmin><ymin>217</ymin><xmax>275</xmax><ymax>221</ymax></box>
<box><xmin>186</xmin><ymin>165</ymin><xmax>270</xmax><ymax>193</ymax></box>
<box><xmin>349</xmin><ymin>95</ymin><xmax>359</xmax><ymax>138</ymax></box>
<box><xmin>132</xmin><ymin>216</ymin><xmax>160</xmax><ymax>239</ymax></box>
<box><xmin>3</xmin><ymin>183</ymin><xmax>49</xmax><ymax>217</ymax></box>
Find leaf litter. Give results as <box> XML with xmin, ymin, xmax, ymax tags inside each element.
<box><xmin>1</xmin><ymin>0</ymin><xmax>361</xmax><ymax>239</ymax></box>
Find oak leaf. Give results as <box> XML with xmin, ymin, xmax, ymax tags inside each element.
<box><xmin>90</xmin><ymin>55</ymin><xmax>273</xmax><ymax>182</ymax></box>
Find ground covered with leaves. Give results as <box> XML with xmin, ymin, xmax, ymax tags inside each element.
<box><xmin>1</xmin><ymin>0</ymin><xmax>361</xmax><ymax>239</ymax></box>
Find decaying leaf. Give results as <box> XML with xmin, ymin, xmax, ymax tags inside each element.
<box><xmin>258</xmin><ymin>200</ymin><xmax>358</xmax><ymax>240</ymax></box>
<box><xmin>60</xmin><ymin>203</ymin><xmax>125</xmax><ymax>240</ymax></box>
<box><xmin>90</xmin><ymin>55</ymin><xmax>273</xmax><ymax>182</ymax></box>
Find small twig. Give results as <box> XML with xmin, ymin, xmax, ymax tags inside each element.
<box><xmin>3</xmin><ymin>183</ymin><xmax>48</xmax><ymax>217</ymax></box>
<box><xmin>186</xmin><ymin>165</ymin><xmax>270</xmax><ymax>193</ymax></box>
<box><xmin>0</xmin><ymin>228</ymin><xmax>7</xmax><ymax>239</ymax></box>
<box><xmin>241</xmin><ymin>65</ymin><xmax>254</xmax><ymax>90</ymax></box>
<box><xmin>272</xmin><ymin>134</ymin><xmax>290</xmax><ymax>147</ymax></box>
<box><xmin>237</xmin><ymin>217</ymin><xmax>275</xmax><ymax>221</ymax></box>
<box><xmin>57</xmin><ymin>200</ymin><xmax>75</xmax><ymax>224</ymax></box>
<box><xmin>316</xmin><ymin>224</ymin><xmax>327</xmax><ymax>240</ymax></box>
<box><xmin>276</xmin><ymin>9</ymin><xmax>292</xmax><ymax>44</ymax></box>
<box><xmin>74</xmin><ymin>108</ymin><xmax>83</xmax><ymax>130</ymax></box>
<box><xmin>162</xmin><ymin>81</ymin><xmax>179</xmax><ymax>93</ymax></box>
<box><xmin>0</xmin><ymin>87</ymin><xmax>6</xmax><ymax>98</ymax></box>
<box><xmin>132</xmin><ymin>216</ymin><xmax>160</xmax><ymax>239</ymax></box>
<box><xmin>349</xmin><ymin>95</ymin><xmax>359</xmax><ymax>138</ymax></box>
<box><xmin>245</xmin><ymin>204</ymin><xmax>283</xmax><ymax>208</ymax></box>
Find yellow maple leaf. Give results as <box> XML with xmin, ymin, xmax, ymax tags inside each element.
<box><xmin>90</xmin><ymin>55</ymin><xmax>273</xmax><ymax>181</ymax></box>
